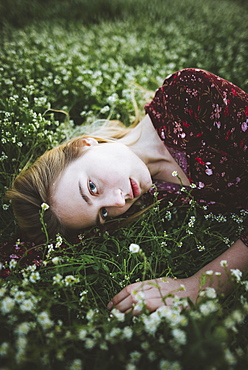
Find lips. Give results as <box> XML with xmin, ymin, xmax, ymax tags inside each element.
<box><xmin>130</xmin><ymin>178</ymin><xmax>141</xmax><ymax>198</ymax></box>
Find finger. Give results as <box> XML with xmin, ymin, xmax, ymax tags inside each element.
<box><xmin>107</xmin><ymin>286</ymin><xmax>131</xmax><ymax>310</ymax></box>
<box><xmin>107</xmin><ymin>281</ymin><xmax>150</xmax><ymax>309</ymax></box>
<box><xmin>107</xmin><ymin>279</ymin><xmax>162</xmax><ymax>310</ymax></box>
<box><xmin>114</xmin><ymin>293</ymin><xmax>138</xmax><ymax>313</ymax></box>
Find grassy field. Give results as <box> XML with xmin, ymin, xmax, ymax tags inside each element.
<box><xmin>0</xmin><ymin>0</ymin><xmax>248</xmax><ymax>369</ymax></box>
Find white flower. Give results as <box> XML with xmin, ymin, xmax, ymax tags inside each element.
<box><xmin>172</xmin><ymin>171</ymin><xmax>178</xmax><ymax>177</ymax></box>
<box><xmin>78</xmin><ymin>329</ymin><xmax>87</xmax><ymax>340</ymax></box>
<box><xmin>27</xmin><ymin>264</ymin><xmax>37</xmax><ymax>272</ymax></box>
<box><xmin>41</xmin><ymin>202</ymin><xmax>49</xmax><ymax>211</ymax></box>
<box><xmin>1</xmin><ymin>296</ymin><xmax>15</xmax><ymax>314</ymax></box>
<box><xmin>15</xmin><ymin>322</ymin><xmax>31</xmax><ymax>336</ymax></box>
<box><xmin>160</xmin><ymin>360</ymin><xmax>181</xmax><ymax>370</ymax></box>
<box><xmin>156</xmin><ymin>305</ymin><xmax>170</xmax><ymax>317</ymax></box>
<box><xmin>205</xmin><ymin>287</ymin><xmax>216</xmax><ymax>298</ymax></box>
<box><xmin>56</xmin><ymin>234</ymin><xmax>63</xmax><ymax>245</ymax></box>
<box><xmin>79</xmin><ymin>290</ymin><xmax>88</xmax><ymax>302</ymax></box>
<box><xmin>131</xmin><ymin>289</ymin><xmax>145</xmax><ymax>301</ymax></box>
<box><xmin>37</xmin><ymin>311</ymin><xmax>53</xmax><ymax>329</ymax></box>
<box><xmin>126</xmin><ymin>363</ymin><xmax>137</xmax><ymax>370</ymax></box>
<box><xmin>85</xmin><ymin>338</ymin><xmax>95</xmax><ymax>349</ymax></box>
<box><xmin>9</xmin><ymin>259</ymin><xmax>17</xmax><ymax>269</ymax></box>
<box><xmin>204</xmin><ymin>287</ymin><xmax>217</xmax><ymax>299</ymax></box>
<box><xmin>111</xmin><ymin>308</ymin><xmax>125</xmax><ymax>322</ymax></box>
<box><xmin>199</xmin><ymin>300</ymin><xmax>219</xmax><ymax>316</ymax></box>
<box><xmin>0</xmin><ymin>342</ymin><xmax>9</xmax><ymax>356</ymax></box>
<box><xmin>86</xmin><ymin>309</ymin><xmax>95</xmax><ymax>321</ymax></box>
<box><xmin>122</xmin><ymin>326</ymin><xmax>133</xmax><ymax>340</ymax></box>
<box><xmin>100</xmin><ymin>105</ymin><xmax>110</xmax><ymax>113</ymax></box>
<box><xmin>205</xmin><ymin>270</ymin><xmax>213</xmax><ymax>276</ymax></box>
<box><xmin>69</xmin><ymin>359</ymin><xmax>83</xmax><ymax>370</ymax></box>
<box><xmin>64</xmin><ymin>275</ymin><xmax>79</xmax><ymax>286</ymax></box>
<box><xmin>172</xmin><ymin>328</ymin><xmax>187</xmax><ymax>345</ymax></box>
<box><xmin>143</xmin><ymin>312</ymin><xmax>161</xmax><ymax>334</ymax></box>
<box><xmin>0</xmin><ymin>287</ymin><xmax>7</xmax><ymax>297</ymax></box>
<box><xmin>231</xmin><ymin>309</ymin><xmax>244</xmax><ymax>324</ymax></box>
<box><xmin>129</xmin><ymin>243</ymin><xmax>140</xmax><ymax>253</ymax></box>
<box><xmin>220</xmin><ymin>260</ymin><xmax>228</xmax><ymax>267</ymax></box>
<box><xmin>16</xmin><ymin>336</ymin><xmax>27</xmax><ymax>352</ymax></box>
<box><xmin>52</xmin><ymin>257</ymin><xmax>63</xmax><ymax>265</ymax></box>
<box><xmin>107</xmin><ymin>93</ymin><xmax>118</xmax><ymax>104</ymax></box>
<box><xmin>148</xmin><ymin>351</ymin><xmax>157</xmax><ymax>362</ymax></box>
<box><xmin>130</xmin><ymin>351</ymin><xmax>141</xmax><ymax>363</ymax></box>
<box><xmin>224</xmin><ymin>317</ymin><xmax>236</xmax><ymax>331</ymax></box>
<box><xmin>241</xmin><ymin>280</ymin><xmax>248</xmax><ymax>291</ymax></box>
<box><xmin>230</xmin><ymin>269</ymin><xmax>242</xmax><ymax>282</ymax></box>
<box><xmin>14</xmin><ymin>291</ymin><xmax>26</xmax><ymax>303</ymax></box>
<box><xmin>53</xmin><ymin>273</ymin><xmax>63</xmax><ymax>284</ymax></box>
<box><xmin>109</xmin><ymin>327</ymin><xmax>122</xmax><ymax>338</ymax></box>
<box><xmin>224</xmin><ymin>349</ymin><xmax>237</xmax><ymax>366</ymax></box>
<box><xmin>29</xmin><ymin>272</ymin><xmax>40</xmax><ymax>283</ymax></box>
<box><xmin>20</xmin><ymin>299</ymin><xmax>34</xmax><ymax>312</ymax></box>
<box><xmin>133</xmin><ymin>300</ymin><xmax>145</xmax><ymax>313</ymax></box>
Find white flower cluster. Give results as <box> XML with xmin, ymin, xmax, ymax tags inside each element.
<box><xmin>131</xmin><ymin>289</ymin><xmax>145</xmax><ymax>313</ymax></box>
<box><xmin>37</xmin><ymin>311</ymin><xmax>54</xmax><ymax>330</ymax></box>
<box><xmin>230</xmin><ymin>269</ymin><xmax>242</xmax><ymax>282</ymax></box>
<box><xmin>53</xmin><ymin>274</ymin><xmax>80</xmax><ymax>286</ymax></box>
<box><xmin>21</xmin><ymin>264</ymin><xmax>41</xmax><ymax>284</ymax></box>
<box><xmin>199</xmin><ymin>287</ymin><xmax>217</xmax><ymax>299</ymax></box>
<box><xmin>165</xmin><ymin>210</ymin><xmax>172</xmax><ymax>221</ymax></box>
<box><xmin>188</xmin><ymin>216</ymin><xmax>195</xmax><ymax>228</ymax></box>
<box><xmin>0</xmin><ymin>285</ymin><xmax>38</xmax><ymax>315</ymax></box>
<box><xmin>231</xmin><ymin>214</ymin><xmax>244</xmax><ymax>224</ymax></box>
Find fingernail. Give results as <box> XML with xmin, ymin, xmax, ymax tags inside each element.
<box><xmin>107</xmin><ymin>301</ymin><xmax>113</xmax><ymax>310</ymax></box>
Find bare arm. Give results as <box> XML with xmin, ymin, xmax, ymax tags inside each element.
<box><xmin>107</xmin><ymin>239</ymin><xmax>248</xmax><ymax>314</ymax></box>
<box><xmin>193</xmin><ymin>239</ymin><xmax>248</xmax><ymax>294</ymax></box>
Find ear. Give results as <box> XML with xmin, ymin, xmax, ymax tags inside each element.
<box><xmin>81</xmin><ymin>137</ymin><xmax>98</xmax><ymax>147</ymax></box>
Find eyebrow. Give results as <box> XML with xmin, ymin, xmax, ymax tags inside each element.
<box><xmin>78</xmin><ymin>182</ymin><xmax>92</xmax><ymax>205</ymax></box>
<box><xmin>78</xmin><ymin>182</ymin><xmax>102</xmax><ymax>228</ymax></box>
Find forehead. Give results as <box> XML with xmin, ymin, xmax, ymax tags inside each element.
<box><xmin>51</xmin><ymin>158</ymin><xmax>97</xmax><ymax>229</ymax></box>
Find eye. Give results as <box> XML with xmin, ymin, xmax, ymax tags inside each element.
<box><xmin>89</xmin><ymin>181</ymin><xmax>98</xmax><ymax>195</ymax></box>
<box><xmin>101</xmin><ymin>207</ymin><xmax>108</xmax><ymax>220</ymax></box>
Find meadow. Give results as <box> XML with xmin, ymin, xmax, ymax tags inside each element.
<box><xmin>0</xmin><ymin>0</ymin><xmax>248</xmax><ymax>368</ymax></box>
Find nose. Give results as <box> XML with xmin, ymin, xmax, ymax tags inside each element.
<box><xmin>105</xmin><ymin>189</ymin><xmax>126</xmax><ymax>208</ymax></box>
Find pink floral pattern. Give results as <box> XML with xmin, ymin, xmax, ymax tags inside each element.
<box><xmin>145</xmin><ymin>68</ymin><xmax>248</xmax><ymax>246</ymax></box>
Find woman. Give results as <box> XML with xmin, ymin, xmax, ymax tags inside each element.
<box><xmin>7</xmin><ymin>68</ymin><xmax>248</xmax><ymax>313</ymax></box>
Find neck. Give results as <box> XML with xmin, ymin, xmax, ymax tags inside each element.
<box><xmin>119</xmin><ymin>115</ymin><xmax>171</xmax><ymax>178</ymax></box>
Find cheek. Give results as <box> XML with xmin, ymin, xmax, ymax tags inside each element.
<box><xmin>108</xmin><ymin>203</ymin><xmax>133</xmax><ymax>217</ymax></box>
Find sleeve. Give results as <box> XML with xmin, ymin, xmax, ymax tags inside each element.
<box><xmin>145</xmin><ymin>68</ymin><xmax>248</xmax><ymax>246</ymax></box>
<box><xmin>145</xmin><ymin>68</ymin><xmax>248</xmax><ymax>163</ymax></box>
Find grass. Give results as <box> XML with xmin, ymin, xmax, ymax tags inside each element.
<box><xmin>0</xmin><ymin>0</ymin><xmax>248</xmax><ymax>369</ymax></box>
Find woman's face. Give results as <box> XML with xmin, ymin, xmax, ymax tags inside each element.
<box><xmin>52</xmin><ymin>139</ymin><xmax>152</xmax><ymax>229</ymax></box>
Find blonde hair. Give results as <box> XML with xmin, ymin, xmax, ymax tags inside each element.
<box><xmin>6</xmin><ymin>119</ymin><xmax>141</xmax><ymax>245</ymax></box>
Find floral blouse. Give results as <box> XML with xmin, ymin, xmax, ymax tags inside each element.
<box><xmin>145</xmin><ymin>68</ymin><xmax>248</xmax><ymax>246</ymax></box>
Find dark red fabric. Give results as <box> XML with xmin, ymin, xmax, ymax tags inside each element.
<box><xmin>145</xmin><ymin>68</ymin><xmax>248</xmax><ymax>246</ymax></box>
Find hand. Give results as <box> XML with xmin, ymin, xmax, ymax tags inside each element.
<box><xmin>107</xmin><ymin>275</ymin><xmax>199</xmax><ymax>315</ymax></box>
